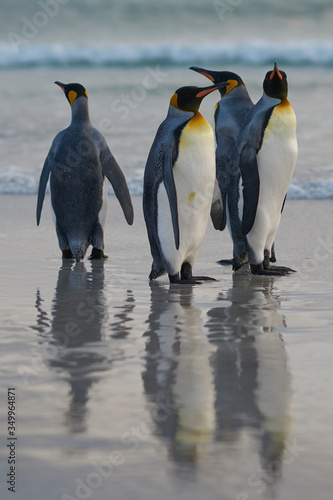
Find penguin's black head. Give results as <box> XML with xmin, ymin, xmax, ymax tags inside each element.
<box><xmin>190</xmin><ymin>66</ymin><xmax>245</xmax><ymax>97</ymax></box>
<box><xmin>263</xmin><ymin>62</ymin><xmax>288</xmax><ymax>100</ymax></box>
<box><xmin>170</xmin><ymin>82</ymin><xmax>229</xmax><ymax>112</ymax></box>
<box><xmin>54</xmin><ymin>81</ymin><xmax>88</xmax><ymax>106</ymax></box>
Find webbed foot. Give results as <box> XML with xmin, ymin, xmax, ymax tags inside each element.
<box><xmin>251</xmin><ymin>263</ymin><xmax>296</xmax><ymax>276</ymax></box>
<box><xmin>89</xmin><ymin>247</ymin><xmax>108</xmax><ymax>260</ymax></box>
<box><xmin>62</xmin><ymin>249</ymin><xmax>73</xmax><ymax>259</ymax></box>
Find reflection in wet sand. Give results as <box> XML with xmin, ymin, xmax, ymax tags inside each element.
<box><xmin>32</xmin><ymin>260</ymin><xmax>135</xmax><ymax>434</ymax></box>
<box><xmin>32</xmin><ymin>261</ymin><xmax>109</xmax><ymax>433</ymax></box>
<box><xmin>207</xmin><ymin>274</ymin><xmax>292</xmax><ymax>487</ymax></box>
<box><xmin>143</xmin><ymin>283</ymin><xmax>215</xmax><ymax>464</ymax></box>
<box><xmin>143</xmin><ymin>275</ymin><xmax>292</xmax><ymax>491</ymax></box>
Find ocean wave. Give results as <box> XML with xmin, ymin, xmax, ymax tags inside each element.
<box><xmin>1</xmin><ymin>40</ymin><xmax>333</xmax><ymax>69</ymax></box>
<box><xmin>0</xmin><ymin>168</ymin><xmax>38</xmax><ymax>195</ymax></box>
<box><xmin>1</xmin><ymin>169</ymin><xmax>333</xmax><ymax>199</ymax></box>
<box><xmin>287</xmin><ymin>179</ymin><xmax>333</xmax><ymax>200</ymax></box>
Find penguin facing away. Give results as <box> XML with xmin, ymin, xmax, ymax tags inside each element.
<box><xmin>37</xmin><ymin>82</ymin><xmax>134</xmax><ymax>262</ymax></box>
<box><xmin>236</xmin><ymin>62</ymin><xmax>298</xmax><ymax>275</ymax></box>
<box><xmin>143</xmin><ymin>82</ymin><xmax>228</xmax><ymax>284</ymax></box>
<box><xmin>190</xmin><ymin>66</ymin><xmax>254</xmax><ymax>270</ymax></box>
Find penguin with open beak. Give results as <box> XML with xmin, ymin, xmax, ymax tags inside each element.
<box><xmin>143</xmin><ymin>82</ymin><xmax>229</xmax><ymax>283</ymax></box>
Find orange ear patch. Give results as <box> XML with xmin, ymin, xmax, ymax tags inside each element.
<box><xmin>170</xmin><ymin>93</ymin><xmax>178</xmax><ymax>109</ymax></box>
<box><xmin>68</xmin><ymin>90</ymin><xmax>77</xmax><ymax>106</ymax></box>
<box><xmin>225</xmin><ymin>79</ymin><xmax>238</xmax><ymax>95</ymax></box>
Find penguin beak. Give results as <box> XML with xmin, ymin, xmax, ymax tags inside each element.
<box><xmin>195</xmin><ymin>82</ymin><xmax>229</xmax><ymax>98</ymax></box>
<box><xmin>189</xmin><ymin>66</ymin><xmax>215</xmax><ymax>83</ymax></box>
<box><xmin>54</xmin><ymin>81</ymin><xmax>66</xmax><ymax>92</ymax></box>
<box><xmin>270</xmin><ymin>62</ymin><xmax>283</xmax><ymax>81</ymax></box>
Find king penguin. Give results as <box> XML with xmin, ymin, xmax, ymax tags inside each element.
<box><xmin>190</xmin><ymin>66</ymin><xmax>254</xmax><ymax>270</ymax></box>
<box><xmin>143</xmin><ymin>82</ymin><xmax>228</xmax><ymax>284</ymax></box>
<box><xmin>236</xmin><ymin>62</ymin><xmax>298</xmax><ymax>275</ymax></box>
<box><xmin>36</xmin><ymin>82</ymin><xmax>134</xmax><ymax>262</ymax></box>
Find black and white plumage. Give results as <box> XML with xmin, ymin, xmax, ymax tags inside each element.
<box><xmin>37</xmin><ymin>82</ymin><xmax>133</xmax><ymax>262</ymax></box>
<box><xmin>143</xmin><ymin>83</ymin><xmax>228</xmax><ymax>284</ymax></box>
<box><xmin>190</xmin><ymin>66</ymin><xmax>254</xmax><ymax>270</ymax></box>
<box><xmin>235</xmin><ymin>63</ymin><xmax>298</xmax><ymax>275</ymax></box>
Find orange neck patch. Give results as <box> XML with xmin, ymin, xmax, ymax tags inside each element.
<box><xmin>225</xmin><ymin>79</ymin><xmax>238</xmax><ymax>95</ymax></box>
<box><xmin>187</xmin><ymin>111</ymin><xmax>206</xmax><ymax>127</ymax></box>
<box><xmin>277</xmin><ymin>98</ymin><xmax>291</xmax><ymax>108</ymax></box>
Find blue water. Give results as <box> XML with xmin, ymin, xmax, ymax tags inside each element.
<box><xmin>1</xmin><ymin>41</ymin><xmax>333</xmax><ymax>69</ymax></box>
<box><xmin>0</xmin><ymin>0</ymin><xmax>332</xmax><ymax>197</ymax></box>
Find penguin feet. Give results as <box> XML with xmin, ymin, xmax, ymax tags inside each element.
<box><xmin>217</xmin><ymin>258</ymin><xmax>234</xmax><ymax>266</ymax></box>
<box><xmin>89</xmin><ymin>247</ymin><xmax>108</xmax><ymax>260</ymax></box>
<box><xmin>62</xmin><ymin>249</ymin><xmax>74</xmax><ymax>259</ymax></box>
<box><xmin>251</xmin><ymin>263</ymin><xmax>296</xmax><ymax>276</ymax></box>
<box><xmin>168</xmin><ymin>275</ymin><xmax>215</xmax><ymax>285</ymax></box>
<box><xmin>264</xmin><ymin>248</ymin><xmax>277</xmax><ymax>266</ymax></box>
<box><xmin>269</xmin><ymin>245</ymin><xmax>277</xmax><ymax>263</ymax></box>
<box><xmin>217</xmin><ymin>252</ymin><xmax>248</xmax><ymax>271</ymax></box>
<box><xmin>262</xmin><ymin>251</ymin><xmax>295</xmax><ymax>274</ymax></box>
<box><xmin>193</xmin><ymin>276</ymin><xmax>217</xmax><ymax>282</ymax></box>
<box><xmin>270</xmin><ymin>253</ymin><xmax>277</xmax><ymax>263</ymax></box>
<box><xmin>266</xmin><ymin>265</ymin><xmax>296</xmax><ymax>274</ymax></box>
<box><xmin>168</xmin><ymin>262</ymin><xmax>217</xmax><ymax>284</ymax></box>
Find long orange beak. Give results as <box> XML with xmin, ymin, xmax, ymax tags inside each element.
<box><xmin>270</xmin><ymin>62</ymin><xmax>283</xmax><ymax>81</ymax></box>
<box><xmin>196</xmin><ymin>81</ymin><xmax>229</xmax><ymax>98</ymax></box>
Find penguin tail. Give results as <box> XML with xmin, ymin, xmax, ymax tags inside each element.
<box><xmin>70</xmin><ymin>240</ymin><xmax>88</xmax><ymax>263</ymax></box>
<box><xmin>149</xmin><ymin>261</ymin><xmax>166</xmax><ymax>280</ymax></box>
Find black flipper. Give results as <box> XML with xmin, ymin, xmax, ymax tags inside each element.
<box><xmin>210</xmin><ymin>179</ymin><xmax>224</xmax><ymax>230</ymax></box>
<box><xmin>281</xmin><ymin>193</ymin><xmax>287</xmax><ymax>213</ymax></box>
<box><xmin>237</xmin><ymin>98</ymin><xmax>276</xmax><ymax>237</ymax></box>
<box><xmin>240</xmin><ymin>145</ymin><xmax>260</xmax><ymax>236</ymax></box>
<box><xmin>162</xmin><ymin>144</ymin><xmax>180</xmax><ymax>250</ymax></box>
<box><xmin>99</xmin><ymin>143</ymin><xmax>134</xmax><ymax>226</ymax></box>
<box><xmin>215</xmin><ymin>150</ymin><xmax>231</xmax><ymax>231</ymax></box>
<box><xmin>36</xmin><ymin>154</ymin><xmax>52</xmax><ymax>226</ymax></box>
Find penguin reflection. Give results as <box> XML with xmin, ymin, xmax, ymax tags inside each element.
<box><xmin>143</xmin><ymin>283</ymin><xmax>216</xmax><ymax>465</ymax></box>
<box><xmin>206</xmin><ymin>274</ymin><xmax>292</xmax><ymax>485</ymax></box>
<box><xmin>33</xmin><ymin>260</ymin><xmax>109</xmax><ymax>433</ymax></box>
<box><xmin>143</xmin><ymin>276</ymin><xmax>292</xmax><ymax>492</ymax></box>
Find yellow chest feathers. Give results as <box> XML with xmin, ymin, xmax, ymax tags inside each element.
<box><xmin>179</xmin><ymin>112</ymin><xmax>214</xmax><ymax>149</ymax></box>
<box><xmin>267</xmin><ymin>99</ymin><xmax>297</xmax><ymax>134</ymax></box>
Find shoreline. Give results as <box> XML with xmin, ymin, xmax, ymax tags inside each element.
<box><xmin>0</xmin><ymin>195</ymin><xmax>333</xmax><ymax>500</ymax></box>
<box><xmin>1</xmin><ymin>195</ymin><xmax>332</xmax><ymax>279</ymax></box>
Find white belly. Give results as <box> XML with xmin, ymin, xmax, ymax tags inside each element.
<box><xmin>157</xmin><ymin>122</ymin><xmax>215</xmax><ymax>275</ymax></box>
<box><xmin>247</xmin><ymin>104</ymin><xmax>298</xmax><ymax>258</ymax></box>
<box><xmin>98</xmin><ymin>178</ymin><xmax>108</xmax><ymax>229</ymax></box>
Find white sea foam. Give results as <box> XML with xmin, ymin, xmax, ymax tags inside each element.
<box><xmin>1</xmin><ymin>167</ymin><xmax>333</xmax><ymax>199</ymax></box>
<box><xmin>1</xmin><ymin>40</ymin><xmax>333</xmax><ymax>69</ymax></box>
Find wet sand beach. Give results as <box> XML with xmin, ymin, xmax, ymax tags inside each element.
<box><xmin>0</xmin><ymin>195</ymin><xmax>333</xmax><ymax>500</ymax></box>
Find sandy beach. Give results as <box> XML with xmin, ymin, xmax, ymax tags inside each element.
<box><xmin>0</xmin><ymin>194</ymin><xmax>333</xmax><ymax>500</ymax></box>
